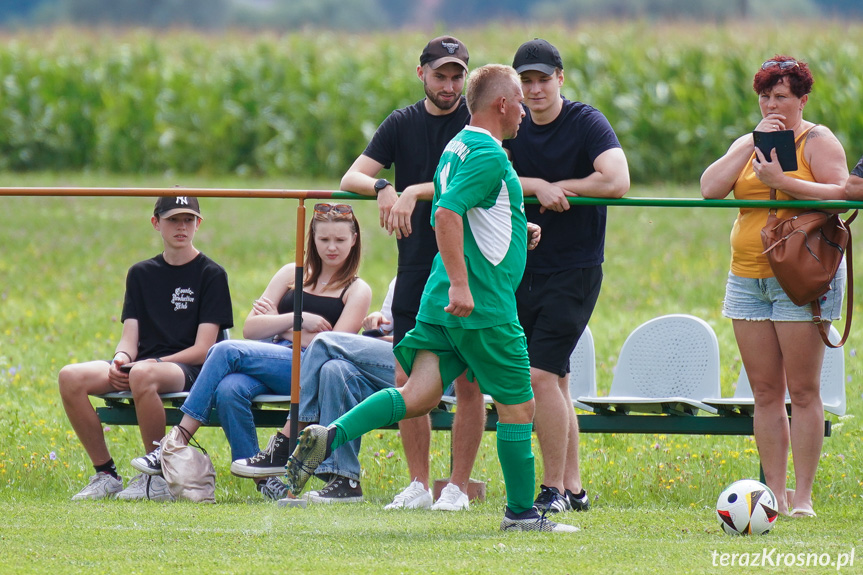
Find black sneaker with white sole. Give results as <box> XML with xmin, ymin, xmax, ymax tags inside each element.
<box><xmin>307</xmin><ymin>475</ymin><xmax>363</xmax><ymax>504</ymax></box>
<box><xmin>533</xmin><ymin>484</ymin><xmax>571</xmax><ymax>514</ymax></box>
<box><xmin>130</xmin><ymin>443</ymin><xmax>163</xmax><ymax>476</ymax></box>
<box><xmin>231</xmin><ymin>432</ymin><xmax>291</xmax><ymax>478</ymax></box>
<box><xmin>500</xmin><ymin>507</ymin><xmax>580</xmax><ymax>533</ymax></box>
<box><xmin>565</xmin><ymin>488</ymin><xmax>591</xmax><ymax>511</ymax></box>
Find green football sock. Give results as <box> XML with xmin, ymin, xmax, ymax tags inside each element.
<box><xmin>331</xmin><ymin>387</ymin><xmax>406</xmax><ymax>451</ymax></box>
<box><xmin>496</xmin><ymin>422</ymin><xmax>535</xmax><ymax>514</ymax></box>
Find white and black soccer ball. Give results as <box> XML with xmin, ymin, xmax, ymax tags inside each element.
<box><xmin>716</xmin><ymin>479</ymin><xmax>779</xmax><ymax>535</ymax></box>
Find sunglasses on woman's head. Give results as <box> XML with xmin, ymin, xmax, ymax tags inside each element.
<box><xmin>313</xmin><ymin>203</ymin><xmax>353</xmax><ymax>217</ymax></box>
<box><xmin>761</xmin><ymin>60</ymin><xmax>799</xmax><ymax>71</ymax></box>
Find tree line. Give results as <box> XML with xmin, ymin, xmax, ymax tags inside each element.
<box><xmin>2</xmin><ymin>0</ymin><xmax>861</xmax><ymax>30</ymax></box>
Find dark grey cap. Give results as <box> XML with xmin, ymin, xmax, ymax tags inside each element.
<box><xmin>512</xmin><ymin>39</ymin><xmax>563</xmax><ymax>75</ymax></box>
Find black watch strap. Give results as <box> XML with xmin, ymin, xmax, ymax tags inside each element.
<box><xmin>374</xmin><ymin>178</ymin><xmax>392</xmax><ymax>196</ymax></box>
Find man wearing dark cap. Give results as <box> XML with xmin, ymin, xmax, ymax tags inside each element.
<box><xmin>339</xmin><ymin>36</ymin><xmax>486</xmax><ymax>511</ymax></box>
<box><xmin>59</xmin><ymin>196</ymin><xmax>233</xmax><ymax>502</ymax></box>
<box><xmin>505</xmin><ymin>39</ymin><xmax>630</xmax><ymax>514</ymax></box>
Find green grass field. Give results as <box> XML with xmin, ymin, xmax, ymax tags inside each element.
<box><xmin>1</xmin><ymin>173</ymin><xmax>861</xmax><ymax>574</ymax></box>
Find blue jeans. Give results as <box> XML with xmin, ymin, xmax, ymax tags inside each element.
<box><xmin>723</xmin><ymin>258</ymin><xmax>846</xmax><ymax>322</ymax></box>
<box><xmin>180</xmin><ymin>339</ymin><xmax>297</xmax><ymax>460</ymax></box>
<box><xmin>297</xmin><ymin>332</ymin><xmax>395</xmax><ymax>481</ymax></box>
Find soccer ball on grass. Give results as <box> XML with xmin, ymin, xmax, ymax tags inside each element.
<box><xmin>716</xmin><ymin>479</ymin><xmax>779</xmax><ymax>535</ymax></box>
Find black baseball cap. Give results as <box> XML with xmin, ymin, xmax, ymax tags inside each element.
<box><xmin>420</xmin><ymin>36</ymin><xmax>469</xmax><ymax>72</ymax></box>
<box><xmin>512</xmin><ymin>39</ymin><xmax>564</xmax><ymax>75</ymax></box>
<box><xmin>153</xmin><ymin>196</ymin><xmax>202</xmax><ymax>218</ymax></box>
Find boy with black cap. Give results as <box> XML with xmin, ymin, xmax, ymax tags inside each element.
<box><xmin>338</xmin><ymin>35</ymin><xmax>487</xmax><ymax>511</ymax></box>
<box><xmin>505</xmin><ymin>39</ymin><xmax>630</xmax><ymax>514</ymax></box>
<box><xmin>59</xmin><ymin>196</ymin><xmax>233</xmax><ymax>501</ymax></box>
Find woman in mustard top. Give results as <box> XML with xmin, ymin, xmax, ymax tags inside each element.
<box><xmin>701</xmin><ymin>56</ymin><xmax>848</xmax><ymax>518</ymax></box>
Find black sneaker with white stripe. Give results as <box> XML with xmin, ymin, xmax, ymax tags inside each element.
<box><xmin>533</xmin><ymin>485</ymin><xmax>571</xmax><ymax>514</ymax></box>
<box><xmin>566</xmin><ymin>488</ymin><xmax>591</xmax><ymax>511</ymax></box>
<box><xmin>231</xmin><ymin>433</ymin><xmax>290</xmax><ymax>478</ymax></box>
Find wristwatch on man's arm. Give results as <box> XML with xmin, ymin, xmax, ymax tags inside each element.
<box><xmin>373</xmin><ymin>178</ymin><xmax>392</xmax><ymax>196</ymax></box>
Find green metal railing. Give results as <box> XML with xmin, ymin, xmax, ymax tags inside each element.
<box><xmin>3</xmin><ymin>186</ymin><xmax>863</xmax><ymax>211</ymax></box>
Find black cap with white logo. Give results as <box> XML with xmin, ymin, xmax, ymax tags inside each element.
<box><xmin>153</xmin><ymin>196</ymin><xmax>202</xmax><ymax>219</ymax></box>
<box><xmin>420</xmin><ymin>36</ymin><xmax>469</xmax><ymax>72</ymax></box>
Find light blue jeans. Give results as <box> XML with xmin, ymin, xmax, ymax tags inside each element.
<box><xmin>297</xmin><ymin>332</ymin><xmax>395</xmax><ymax>480</ymax></box>
<box><xmin>180</xmin><ymin>339</ymin><xmax>298</xmax><ymax>460</ymax></box>
<box><xmin>723</xmin><ymin>258</ymin><xmax>846</xmax><ymax>321</ymax></box>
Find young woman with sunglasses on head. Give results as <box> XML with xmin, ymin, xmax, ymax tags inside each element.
<box><xmin>129</xmin><ymin>204</ymin><xmax>371</xmax><ymax>499</ymax></box>
<box><xmin>701</xmin><ymin>56</ymin><xmax>848</xmax><ymax>518</ymax></box>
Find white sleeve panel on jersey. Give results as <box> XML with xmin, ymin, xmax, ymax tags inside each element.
<box><xmin>465</xmin><ymin>180</ymin><xmax>513</xmax><ymax>266</ymax></box>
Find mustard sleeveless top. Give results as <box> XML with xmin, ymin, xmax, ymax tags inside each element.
<box><xmin>729</xmin><ymin>130</ymin><xmax>814</xmax><ymax>278</ymax></box>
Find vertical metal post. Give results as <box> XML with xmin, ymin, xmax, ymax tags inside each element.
<box><xmin>289</xmin><ymin>200</ymin><xmax>306</xmax><ymax>452</ymax></box>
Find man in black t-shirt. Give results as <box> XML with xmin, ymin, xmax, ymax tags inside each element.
<box><xmin>59</xmin><ymin>196</ymin><xmax>233</xmax><ymax>502</ymax></box>
<box><xmin>505</xmin><ymin>39</ymin><xmax>630</xmax><ymax>515</ymax></box>
<box><xmin>339</xmin><ymin>36</ymin><xmax>486</xmax><ymax>511</ymax></box>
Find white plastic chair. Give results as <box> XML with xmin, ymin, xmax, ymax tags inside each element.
<box><xmin>577</xmin><ymin>314</ymin><xmax>721</xmax><ymax>415</ymax></box>
<box><xmin>569</xmin><ymin>325</ymin><xmax>597</xmax><ymax>412</ymax></box>
<box><xmin>705</xmin><ymin>325</ymin><xmax>845</xmax><ymax>416</ymax></box>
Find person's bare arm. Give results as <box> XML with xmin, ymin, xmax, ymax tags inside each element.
<box><xmin>753</xmin><ymin>128</ymin><xmax>847</xmax><ymax>200</ymax></box>
<box><xmin>242</xmin><ymin>264</ymin><xmax>299</xmax><ymax>340</ymax></box>
<box><xmin>846</xmin><ymin>174</ymin><xmax>863</xmax><ymax>200</ymax></box>
<box><xmin>330</xmin><ymin>279</ymin><xmax>373</xmax><ymax>334</ymax></box>
<box><xmin>108</xmin><ymin>319</ymin><xmax>139</xmax><ymax>389</ymax></box>
<box><xmin>701</xmin><ymin>133</ymin><xmax>755</xmax><ymax>199</ymax></box>
<box><xmin>340</xmin><ymin>154</ymin><xmax>398</xmax><ymax>229</ymax></box>
<box><xmin>157</xmin><ymin>322</ymin><xmax>220</xmax><ymax>365</ymax></box>
<box><xmin>435</xmin><ymin>207</ymin><xmax>472</xmax><ymax>318</ymax></box>
<box><xmin>387</xmin><ymin>182</ymin><xmax>436</xmax><ymax>239</ymax></box>
<box><xmin>556</xmin><ymin>148</ymin><xmax>630</xmax><ymax>199</ymax></box>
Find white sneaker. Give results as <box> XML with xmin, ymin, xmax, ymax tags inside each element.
<box><xmin>117</xmin><ymin>473</ymin><xmax>175</xmax><ymax>502</ymax></box>
<box><xmin>431</xmin><ymin>482</ymin><xmax>469</xmax><ymax>511</ymax></box>
<box><xmin>71</xmin><ymin>472</ymin><xmax>123</xmax><ymax>501</ymax></box>
<box><xmin>384</xmin><ymin>480</ymin><xmax>433</xmax><ymax>510</ymax></box>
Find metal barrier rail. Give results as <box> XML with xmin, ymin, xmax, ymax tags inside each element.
<box><xmin>2</xmin><ymin>186</ymin><xmax>863</xmax><ymax>210</ymax></box>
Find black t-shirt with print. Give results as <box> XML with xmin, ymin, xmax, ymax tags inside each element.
<box><xmin>121</xmin><ymin>252</ymin><xmax>233</xmax><ymax>363</ymax></box>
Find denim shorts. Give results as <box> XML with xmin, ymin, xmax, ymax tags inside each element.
<box><xmin>722</xmin><ymin>260</ymin><xmax>846</xmax><ymax>322</ymax></box>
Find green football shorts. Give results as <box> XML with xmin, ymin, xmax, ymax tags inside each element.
<box><xmin>393</xmin><ymin>319</ymin><xmax>533</xmax><ymax>405</ymax></box>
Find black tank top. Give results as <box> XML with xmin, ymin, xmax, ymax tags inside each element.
<box><xmin>276</xmin><ymin>283</ymin><xmax>351</xmax><ymax>327</ymax></box>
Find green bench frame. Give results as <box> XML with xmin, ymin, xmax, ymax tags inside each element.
<box><xmin>95</xmin><ymin>393</ymin><xmax>832</xmax><ymax>436</ymax></box>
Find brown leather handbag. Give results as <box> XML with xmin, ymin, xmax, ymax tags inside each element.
<box><xmin>761</xmin><ymin>186</ymin><xmax>856</xmax><ymax>348</ymax></box>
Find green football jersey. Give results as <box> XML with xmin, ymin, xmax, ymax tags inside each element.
<box><xmin>417</xmin><ymin>126</ymin><xmax>527</xmax><ymax>328</ymax></box>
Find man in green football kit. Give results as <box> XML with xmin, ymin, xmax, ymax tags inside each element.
<box><xmin>285</xmin><ymin>64</ymin><xmax>578</xmax><ymax>533</ymax></box>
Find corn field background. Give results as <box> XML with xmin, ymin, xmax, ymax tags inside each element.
<box><xmin>1</xmin><ymin>22</ymin><xmax>862</xmax><ymax>183</ymax></box>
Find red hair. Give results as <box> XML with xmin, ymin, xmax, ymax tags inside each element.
<box><xmin>752</xmin><ymin>55</ymin><xmax>813</xmax><ymax>97</ymax></box>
